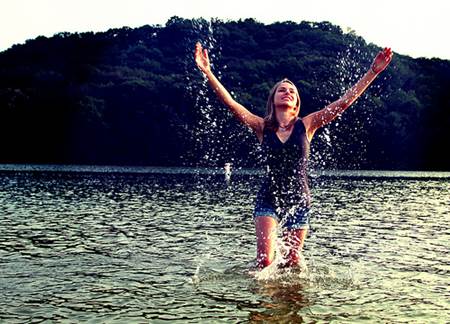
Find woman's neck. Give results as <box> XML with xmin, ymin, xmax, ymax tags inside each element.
<box><xmin>275</xmin><ymin>109</ymin><xmax>298</xmax><ymax>127</ymax></box>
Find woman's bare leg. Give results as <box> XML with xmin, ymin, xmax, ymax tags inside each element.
<box><xmin>254</xmin><ymin>216</ymin><xmax>278</xmax><ymax>268</ymax></box>
<box><xmin>281</xmin><ymin>228</ymin><xmax>308</xmax><ymax>267</ymax></box>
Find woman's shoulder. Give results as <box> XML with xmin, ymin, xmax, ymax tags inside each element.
<box><xmin>299</xmin><ymin>114</ymin><xmax>312</xmax><ymax>130</ymax></box>
<box><xmin>296</xmin><ymin>117</ymin><xmax>307</xmax><ymax>130</ymax></box>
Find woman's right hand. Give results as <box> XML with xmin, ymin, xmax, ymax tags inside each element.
<box><xmin>194</xmin><ymin>42</ymin><xmax>211</xmax><ymax>74</ymax></box>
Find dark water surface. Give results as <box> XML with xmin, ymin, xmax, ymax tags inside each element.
<box><xmin>0</xmin><ymin>167</ymin><xmax>449</xmax><ymax>323</ymax></box>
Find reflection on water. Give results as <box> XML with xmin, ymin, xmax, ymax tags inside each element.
<box><xmin>0</xmin><ymin>168</ymin><xmax>448</xmax><ymax>322</ymax></box>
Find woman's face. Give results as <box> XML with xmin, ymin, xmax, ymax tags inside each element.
<box><xmin>273</xmin><ymin>82</ymin><xmax>300</xmax><ymax>111</ymax></box>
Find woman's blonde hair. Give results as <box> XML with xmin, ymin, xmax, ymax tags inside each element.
<box><xmin>263</xmin><ymin>78</ymin><xmax>301</xmax><ymax>130</ymax></box>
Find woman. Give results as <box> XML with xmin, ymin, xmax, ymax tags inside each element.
<box><xmin>194</xmin><ymin>42</ymin><xmax>393</xmax><ymax>269</ymax></box>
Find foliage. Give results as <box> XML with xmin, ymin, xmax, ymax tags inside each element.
<box><xmin>0</xmin><ymin>17</ymin><xmax>449</xmax><ymax>170</ymax></box>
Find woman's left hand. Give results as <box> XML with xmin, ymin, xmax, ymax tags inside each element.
<box><xmin>371</xmin><ymin>47</ymin><xmax>393</xmax><ymax>74</ymax></box>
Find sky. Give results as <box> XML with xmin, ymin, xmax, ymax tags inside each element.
<box><xmin>1</xmin><ymin>0</ymin><xmax>449</xmax><ymax>60</ymax></box>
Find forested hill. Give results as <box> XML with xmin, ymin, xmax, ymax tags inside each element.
<box><xmin>0</xmin><ymin>17</ymin><xmax>449</xmax><ymax>170</ymax></box>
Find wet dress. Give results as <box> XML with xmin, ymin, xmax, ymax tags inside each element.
<box><xmin>253</xmin><ymin>118</ymin><xmax>311</xmax><ymax>229</ymax></box>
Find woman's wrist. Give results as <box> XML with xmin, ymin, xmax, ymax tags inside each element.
<box><xmin>369</xmin><ymin>65</ymin><xmax>378</xmax><ymax>75</ymax></box>
<box><xmin>204</xmin><ymin>68</ymin><xmax>213</xmax><ymax>77</ymax></box>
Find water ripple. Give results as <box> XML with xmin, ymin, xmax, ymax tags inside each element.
<box><xmin>0</xmin><ymin>172</ymin><xmax>448</xmax><ymax>322</ymax></box>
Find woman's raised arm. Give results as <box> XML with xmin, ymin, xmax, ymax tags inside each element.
<box><xmin>194</xmin><ymin>42</ymin><xmax>264</xmax><ymax>139</ymax></box>
<box><xmin>303</xmin><ymin>47</ymin><xmax>393</xmax><ymax>142</ymax></box>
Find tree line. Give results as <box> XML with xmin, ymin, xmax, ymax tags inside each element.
<box><xmin>0</xmin><ymin>17</ymin><xmax>448</xmax><ymax>170</ymax></box>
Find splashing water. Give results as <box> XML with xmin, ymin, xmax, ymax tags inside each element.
<box><xmin>310</xmin><ymin>39</ymin><xmax>382</xmax><ymax>171</ymax></box>
<box><xmin>183</xmin><ymin>22</ymin><xmax>398</xmax><ymax>285</ymax></box>
<box><xmin>184</xmin><ymin>19</ymin><xmax>262</xmax><ymax>174</ymax></box>
<box><xmin>185</xmin><ymin>19</ymin><xmax>228</xmax><ymax>169</ymax></box>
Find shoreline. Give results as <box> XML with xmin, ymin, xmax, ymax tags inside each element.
<box><xmin>0</xmin><ymin>164</ymin><xmax>449</xmax><ymax>179</ymax></box>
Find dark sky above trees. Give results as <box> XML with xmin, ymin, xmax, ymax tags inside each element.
<box><xmin>0</xmin><ymin>17</ymin><xmax>449</xmax><ymax>170</ymax></box>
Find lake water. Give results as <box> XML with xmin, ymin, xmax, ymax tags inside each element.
<box><xmin>0</xmin><ymin>166</ymin><xmax>449</xmax><ymax>323</ymax></box>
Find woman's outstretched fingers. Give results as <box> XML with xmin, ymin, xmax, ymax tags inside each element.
<box><xmin>194</xmin><ymin>42</ymin><xmax>210</xmax><ymax>73</ymax></box>
<box><xmin>385</xmin><ymin>47</ymin><xmax>393</xmax><ymax>60</ymax></box>
<box><xmin>194</xmin><ymin>43</ymin><xmax>200</xmax><ymax>60</ymax></box>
